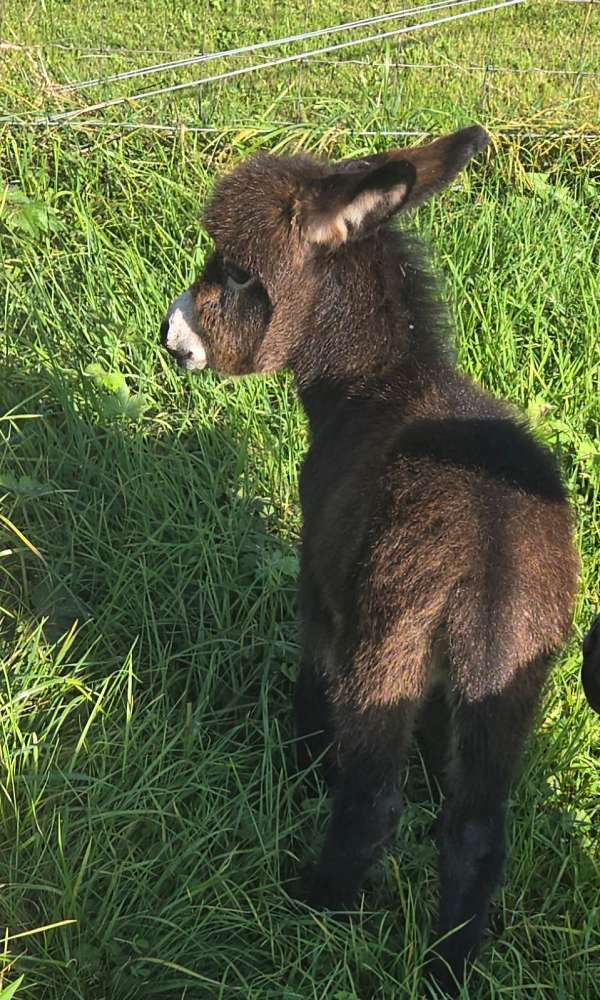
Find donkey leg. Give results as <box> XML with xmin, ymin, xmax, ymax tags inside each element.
<box><xmin>415</xmin><ymin>684</ymin><xmax>450</xmax><ymax>797</ymax></box>
<box><xmin>304</xmin><ymin>699</ymin><xmax>418</xmax><ymax>910</ymax></box>
<box><xmin>582</xmin><ymin>613</ymin><xmax>600</xmax><ymax>714</ymax></box>
<box><xmin>294</xmin><ymin>657</ymin><xmax>336</xmax><ymax>787</ymax></box>
<box><xmin>429</xmin><ymin>659</ymin><xmax>549</xmax><ymax>993</ymax></box>
<box><xmin>296</xmin><ymin>561</ymin><xmax>339</xmax><ymax>786</ymax></box>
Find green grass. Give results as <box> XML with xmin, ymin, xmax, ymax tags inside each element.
<box><xmin>1</xmin><ymin>2</ymin><xmax>599</xmax><ymax>998</ymax></box>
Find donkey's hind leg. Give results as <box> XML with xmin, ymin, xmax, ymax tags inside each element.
<box><xmin>429</xmin><ymin>656</ymin><xmax>550</xmax><ymax>993</ymax></box>
<box><xmin>302</xmin><ymin>619</ymin><xmax>435</xmax><ymax>910</ymax></box>
<box><xmin>303</xmin><ymin>694</ymin><xmax>420</xmax><ymax>911</ymax></box>
<box><xmin>415</xmin><ymin>684</ymin><xmax>450</xmax><ymax>798</ymax></box>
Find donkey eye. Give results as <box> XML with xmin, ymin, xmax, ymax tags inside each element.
<box><xmin>223</xmin><ymin>258</ymin><xmax>254</xmax><ymax>292</ymax></box>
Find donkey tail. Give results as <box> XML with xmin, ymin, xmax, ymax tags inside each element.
<box><xmin>582</xmin><ymin>614</ymin><xmax>600</xmax><ymax>715</ymax></box>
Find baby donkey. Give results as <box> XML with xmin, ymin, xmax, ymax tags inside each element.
<box><xmin>161</xmin><ymin>127</ymin><xmax>578</xmax><ymax>991</ymax></box>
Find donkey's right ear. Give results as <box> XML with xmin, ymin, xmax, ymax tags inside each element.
<box><xmin>298</xmin><ymin>160</ymin><xmax>417</xmax><ymax>247</ymax></box>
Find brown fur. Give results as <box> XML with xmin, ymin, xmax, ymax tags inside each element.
<box><xmin>161</xmin><ymin>127</ymin><xmax>579</xmax><ymax>993</ymax></box>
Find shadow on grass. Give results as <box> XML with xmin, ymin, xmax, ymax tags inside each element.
<box><xmin>1</xmin><ymin>358</ymin><xmax>299</xmax><ymax>698</ymax></box>
<box><xmin>0</xmin><ymin>361</ymin><xmax>597</xmax><ymax>999</ymax></box>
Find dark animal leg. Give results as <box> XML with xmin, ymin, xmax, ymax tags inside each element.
<box><xmin>294</xmin><ymin>658</ymin><xmax>336</xmax><ymax>787</ymax></box>
<box><xmin>429</xmin><ymin>662</ymin><xmax>549</xmax><ymax>994</ymax></box>
<box><xmin>304</xmin><ymin>701</ymin><xmax>416</xmax><ymax>910</ymax></box>
<box><xmin>582</xmin><ymin>613</ymin><xmax>600</xmax><ymax>714</ymax></box>
<box><xmin>415</xmin><ymin>684</ymin><xmax>450</xmax><ymax>798</ymax></box>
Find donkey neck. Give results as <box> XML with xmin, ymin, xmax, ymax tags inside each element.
<box><xmin>293</xmin><ymin>227</ymin><xmax>453</xmax><ymax>438</ymax></box>
<box><xmin>297</xmin><ymin>356</ymin><xmax>450</xmax><ymax>440</ymax></box>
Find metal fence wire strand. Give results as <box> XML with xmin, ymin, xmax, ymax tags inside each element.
<box><xmin>52</xmin><ymin>0</ymin><xmax>493</xmax><ymax>94</ymax></box>
<box><xmin>1</xmin><ymin>0</ymin><xmax>597</xmax><ymax>139</ymax></box>
<box><xmin>4</xmin><ymin>120</ymin><xmax>598</xmax><ymax>141</ymax></box>
<box><xmin>8</xmin><ymin>0</ymin><xmax>527</xmax><ymax>124</ymax></box>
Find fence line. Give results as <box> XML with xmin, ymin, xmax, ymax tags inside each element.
<box><xmin>5</xmin><ymin>51</ymin><xmax>598</xmax><ymax>82</ymax></box>
<box><xmin>2</xmin><ymin>119</ymin><xmax>597</xmax><ymax>141</ymax></box>
<box><xmin>56</xmin><ymin>0</ymin><xmax>489</xmax><ymax>93</ymax></box>
<box><xmin>2</xmin><ymin>0</ymin><xmax>595</xmax><ymax>136</ymax></box>
<box><xmin>0</xmin><ymin>0</ymin><xmax>595</xmax><ymax>59</ymax></box>
<box><xmin>294</xmin><ymin>58</ymin><xmax>600</xmax><ymax>75</ymax></box>
<box><xmin>0</xmin><ymin>0</ymin><xmax>505</xmax><ymax>76</ymax></box>
<box><xmin>16</xmin><ymin>0</ymin><xmax>526</xmax><ymax>124</ymax></box>
<box><xmin>0</xmin><ymin>41</ymin><xmax>186</xmax><ymax>56</ymax></box>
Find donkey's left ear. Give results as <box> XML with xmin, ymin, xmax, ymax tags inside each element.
<box><xmin>384</xmin><ymin>125</ymin><xmax>490</xmax><ymax>210</ymax></box>
<box><xmin>299</xmin><ymin>160</ymin><xmax>417</xmax><ymax>247</ymax></box>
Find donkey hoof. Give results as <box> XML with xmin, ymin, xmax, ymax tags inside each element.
<box><xmin>424</xmin><ymin>958</ymin><xmax>462</xmax><ymax>997</ymax></box>
<box><xmin>292</xmin><ymin>863</ymin><xmax>353</xmax><ymax>916</ymax></box>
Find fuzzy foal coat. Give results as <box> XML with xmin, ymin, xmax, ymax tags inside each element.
<box><xmin>161</xmin><ymin>127</ymin><xmax>579</xmax><ymax>993</ymax></box>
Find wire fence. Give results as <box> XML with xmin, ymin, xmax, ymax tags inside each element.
<box><xmin>1</xmin><ymin>0</ymin><xmax>598</xmax><ymax>143</ymax></box>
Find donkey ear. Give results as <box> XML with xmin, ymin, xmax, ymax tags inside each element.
<box><xmin>300</xmin><ymin>160</ymin><xmax>417</xmax><ymax>246</ymax></box>
<box><xmin>361</xmin><ymin>125</ymin><xmax>490</xmax><ymax>212</ymax></box>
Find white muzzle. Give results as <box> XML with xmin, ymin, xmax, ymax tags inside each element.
<box><xmin>161</xmin><ymin>291</ymin><xmax>207</xmax><ymax>371</ymax></box>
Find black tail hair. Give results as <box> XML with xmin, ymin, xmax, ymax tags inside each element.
<box><xmin>582</xmin><ymin>615</ymin><xmax>600</xmax><ymax>714</ymax></box>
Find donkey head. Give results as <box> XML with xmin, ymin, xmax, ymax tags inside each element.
<box><xmin>160</xmin><ymin>126</ymin><xmax>488</xmax><ymax>379</ymax></box>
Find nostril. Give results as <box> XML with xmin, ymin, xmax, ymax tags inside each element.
<box><xmin>159</xmin><ymin>318</ymin><xmax>170</xmax><ymax>345</ymax></box>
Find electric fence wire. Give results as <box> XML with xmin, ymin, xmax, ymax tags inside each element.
<box><xmin>1</xmin><ymin>0</ymin><xmax>529</xmax><ymax>125</ymax></box>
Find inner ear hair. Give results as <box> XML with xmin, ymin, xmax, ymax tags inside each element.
<box><xmin>340</xmin><ymin>125</ymin><xmax>490</xmax><ymax>213</ymax></box>
<box><xmin>303</xmin><ymin>160</ymin><xmax>417</xmax><ymax>246</ymax></box>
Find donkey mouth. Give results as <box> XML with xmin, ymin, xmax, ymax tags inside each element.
<box><xmin>160</xmin><ymin>294</ymin><xmax>208</xmax><ymax>372</ymax></box>
<box><xmin>164</xmin><ymin>344</ymin><xmax>206</xmax><ymax>371</ymax></box>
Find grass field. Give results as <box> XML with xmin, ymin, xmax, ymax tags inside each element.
<box><xmin>1</xmin><ymin>1</ymin><xmax>599</xmax><ymax>997</ymax></box>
